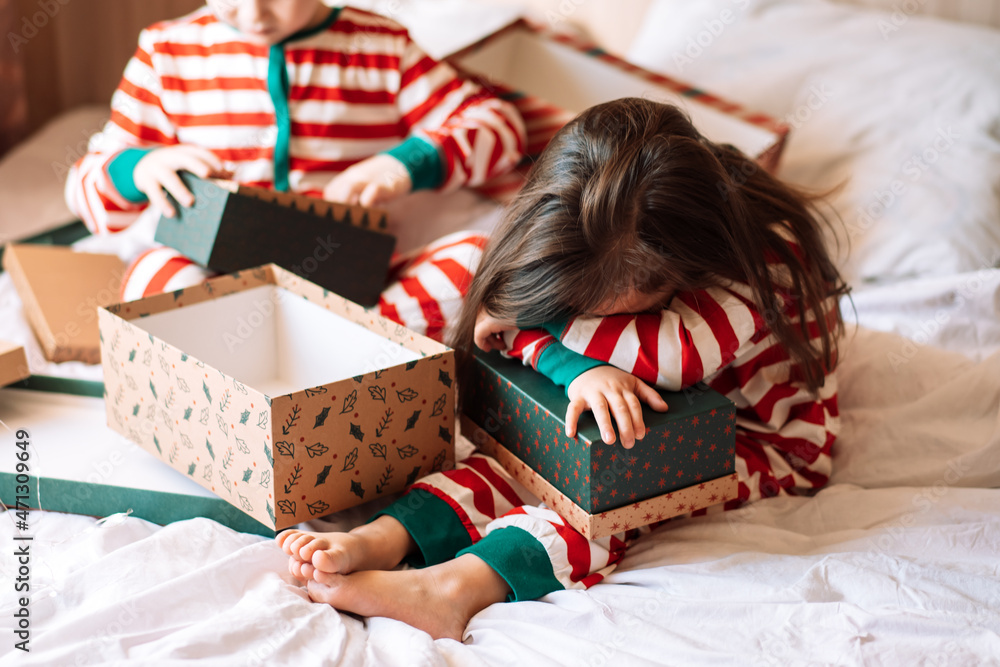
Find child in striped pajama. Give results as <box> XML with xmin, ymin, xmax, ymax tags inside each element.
<box><xmin>65</xmin><ymin>0</ymin><xmax>525</xmax><ymax>332</ymax></box>
<box><xmin>279</xmin><ymin>97</ymin><xmax>850</xmax><ymax>640</ymax></box>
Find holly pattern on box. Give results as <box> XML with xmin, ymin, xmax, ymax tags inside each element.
<box><xmin>464</xmin><ymin>353</ymin><xmax>735</xmax><ymax>513</ymax></box>
<box><xmin>100</xmin><ymin>265</ymin><xmax>455</xmax><ymax>531</ymax></box>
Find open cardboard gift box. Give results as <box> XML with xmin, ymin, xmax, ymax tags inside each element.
<box><xmin>97</xmin><ymin>264</ymin><xmax>456</xmax><ymax>533</ymax></box>
<box><xmin>446</xmin><ymin>19</ymin><xmax>789</xmax><ymax>201</ymax></box>
<box><xmin>462</xmin><ymin>350</ymin><xmax>739</xmax><ymax>539</ymax></box>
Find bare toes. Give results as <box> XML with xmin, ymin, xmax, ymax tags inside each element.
<box><xmin>299</xmin><ymin>538</ymin><xmax>330</xmax><ymax>562</ymax></box>
<box><xmin>311</xmin><ymin>546</ymin><xmax>349</xmax><ymax>573</ymax></box>
<box><xmin>289</xmin><ymin>533</ymin><xmax>319</xmax><ymax>556</ymax></box>
<box><xmin>288</xmin><ymin>557</ymin><xmax>307</xmax><ymax>582</ymax></box>
<box><xmin>306</xmin><ymin>576</ymin><xmax>345</xmax><ymax>605</ymax></box>
<box><xmin>277</xmin><ymin>530</ymin><xmax>299</xmax><ymax>552</ymax></box>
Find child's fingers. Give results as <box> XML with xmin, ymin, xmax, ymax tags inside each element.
<box><xmin>159</xmin><ymin>169</ymin><xmax>195</xmax><ymax>209</ymax></box>
<box><xmin>635</xmin><ymin>380</ymin><xmax>669</xmax><ymax>412</ymax></box>
<box><xmin>174</xmin><ymin>152</ymin><xmax>214</xmax><ymax>179</ymax></box>
<box><xmin>590</xmin><ymin>395</ymin><xmax>617</xmax><ymax>445</ymax></box>
<box><xmin>186</xmin><ymin>145</ymin><xmax>225</xmax><ymax>173</ymax></box>
<box><xmin>144</xmin><ymin>182</ymin><xmax>176</xmax><ymax>218</ymax></box>
<box><xmin>565</xmin><ymin>398</ymin><xmax>586</xmax><ymax>438</ymax></box>
<box><xmin>473</xmin><ymin>316</ymin><xmax>512</xmax><ymax>352</ymax></box>
<box><xmin>624</xmin><ymin>391</ymin><xmax>646</xmax><ymax>440</ymax></box>
<box><xmin>486</xmin><ymin>333</ymin><xmax>506</xmax><ymax>352</ymax></box>
<box><xmin>337</xmin><ymin>181</ymin><xmax>363</xmax><ymax>205</ymax></box>
<box><xmin>608</xmin><ymin>396</ymin><xmax>635</xmax><ymax>449</ymax></box>
<box><xmin>322</xmin><ymin>175</ymin><xmax>363</xmax><ymax>205</ymax></box>
<box><xmin>359</xmin><ymin>182</ymin><xmax>382</xmax><ymax>208</ymax></box>
<box><xmin>473</xmin><ymin>324</ymin><xmax>493</xmax><ymax>351</ymax></box>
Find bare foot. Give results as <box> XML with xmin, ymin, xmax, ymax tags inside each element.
<box><xmin>305</xmin><ymin>554</ymin><xmax>511</xmax><ymax>641</ymax></box>
<box><xmin>277</xmin><ymin>515</ymin><xmax>414</xmax><ymax>575</ymax></box>
<box><xmin>287</xmin><ymin>555</ymin><xmax>316</xmax><ymax>582</ymax></box>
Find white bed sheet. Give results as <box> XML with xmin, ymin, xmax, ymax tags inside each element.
<box><xmin>2</xmin><ymin>297</ymin><xmax>999</xmax><ymax>666</ymax></box>
<box><xmin>2</xmin><ymin>0</ymin><xmax>1000</xmax><ymax>664</ymax></box>
<box><xmin>3</xmin><ymin>338</ymin><xmax>1000</xmax><ymax>666</ymax></box>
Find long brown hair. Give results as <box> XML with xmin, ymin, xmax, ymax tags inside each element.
<box><xmin>450</xmin><ymin>97</ymin><xmax>848</xmax><ymax>394</ymax></box>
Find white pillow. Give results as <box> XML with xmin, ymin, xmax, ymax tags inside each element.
<box><xmin>628</xmin><ymin>0</ymin><xmax>1000</xmax><ymax>288</ymax></box>
<box><xmin>0</xmin><ymin>106</ymin><xmax>109</xmax><ymax>244</ymax></box>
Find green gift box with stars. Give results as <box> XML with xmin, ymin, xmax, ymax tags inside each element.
<box><xmin>97</xmin><ymin>264</ymin><xmax>455</xmax><ymax>533</ymax></box>
<box><xmin>462</xmin><ymin>350</ymin><xmax>738</xmax><ymax>539</ymax></box>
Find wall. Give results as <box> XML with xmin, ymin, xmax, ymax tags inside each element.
<box><xmin>13</xmin><ymin>0</ymin><xmax>202</xmax><ymax>135</ymax></box>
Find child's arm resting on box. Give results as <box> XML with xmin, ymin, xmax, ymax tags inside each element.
<box><xmin>324</xmin><ymin>33</ymin><xmax>526</xmax><ymax>203</ymax></box>
<box><xmin>545</xmin><ymin>283</ymin><xmax>766</xmax><ymax>392</ymax></box>
<box><xmin>65</xmin><ymin>28</ymin><xmax>193</xmax><ymax>234</ymax></box>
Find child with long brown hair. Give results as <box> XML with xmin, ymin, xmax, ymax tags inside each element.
<box><xmin>278</xmin><ymin>97</ymin><xmax>849</xmax><ymax>640</ymax></box>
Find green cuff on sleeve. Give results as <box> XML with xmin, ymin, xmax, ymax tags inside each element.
<box><xmin>368</xmin><ymin>488</ymin><xmax>471</xmax><ymax>568</ymax></box>
<box><xmin>107</xmin><ymin>147</ymin><xmax>154</xmax><ymax>203</ymax></box>
<box><xmin>543</xmin><ymin>320</ymin><xmax>571</xmax><ymax>340</ymax></box>
<box><xmin>536</xmin><ymin>340</ymin><xmax>608</xmax><ymax>394</ymax></box>
<box><xmin>458</xmin><ymin>526</ymin><xmax>564</xmax><ymax>602</ymax></box>
<box><xmin>384</xmin><ymin>136</ymin><xmax>445</xmax><ymax>191</ymax></box>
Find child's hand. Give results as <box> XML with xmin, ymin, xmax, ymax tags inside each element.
<box><xmin>133</xmin><ymin>145</ymin><xmax>227</xmax><ymax>218</ymax></box>
<box><xmin>566</xmin><ymin>366</ymin><xmax>669</xmax><ymax>449</ymax></box>
<box><xmin>323</xmin><ymin>154</ymin><xmax>413</xmax><ymax>207</ymax></box>
<box><xmin>474</xmin><ymin>311</ymin><xmax>516</xmax><ymax>352</ymax></box>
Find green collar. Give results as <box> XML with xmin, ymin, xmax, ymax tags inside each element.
<box><xmin>282</xmin><ymin>6</ymin><xmax>341</xmax><ymax>44</ymax></box>
<box><xmin>267</xmin><ymin>7</ymin><xmax>342</xmax><ymax>191</ymax></box>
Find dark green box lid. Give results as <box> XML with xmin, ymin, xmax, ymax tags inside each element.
<box><xmin>154</xmin><ymin>173</ymin><xmax>396</xmax><ymax>307</ymax></box>
<box><xmin>465</xmin><ymin>350</ymin><xmax>736</xmax><ymax>512</ymax></box>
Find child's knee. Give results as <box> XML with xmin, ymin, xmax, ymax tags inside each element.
<box><xmin>120</xmin><ymin>247</ymin><xmax>211</xmax><ymax>300</ymax></box>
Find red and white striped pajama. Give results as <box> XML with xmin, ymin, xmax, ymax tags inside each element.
<box><xmin>379</xmin><ymin>253</ymin><xmax>839</xmax><ymax>599</ymax></box>
<box><xmin>64</xmin><ymin>5</ymin><xmax>525</xmax><ymax>331</ymax></box>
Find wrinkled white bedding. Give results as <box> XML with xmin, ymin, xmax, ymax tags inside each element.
<box><xmin>4</xmin><ymin>327</ymin><xmax>1000</xmax><ymax>665</ymax></box>
<box><xmin>2</xmin><ymin>0</ymin><xmax>1000</xmax><ymax>664</ymax></box>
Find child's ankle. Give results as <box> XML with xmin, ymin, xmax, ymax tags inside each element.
<box><xmin>351</xmin><ymin>516</ymin><xmax>415</xmax><ymax>561</ymax></box>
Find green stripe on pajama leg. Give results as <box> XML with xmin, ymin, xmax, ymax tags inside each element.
<box><xmin>370</xmin><ymin>488</ymin><xmax>472</xmax><ymax>568</ymax></box>
<box><xmin>458</xmin><ymin>526</ymin><xmax>564</xmax><ymax>602</ymax></box>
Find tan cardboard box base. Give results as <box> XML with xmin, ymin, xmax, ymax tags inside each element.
<box><xmin>462</xmin><ymin>416</ymin><xmax>738</xmax><ymax>539</ymax></box>
<box><xmin>0</xmin><ymin>340</ymin><xmax>30</xmax><ymax>387</ymax></box>
<box><xmin>3</xmin><ymin>244</ymin><xmax>125</xmax><ymax>364</ymax></box>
